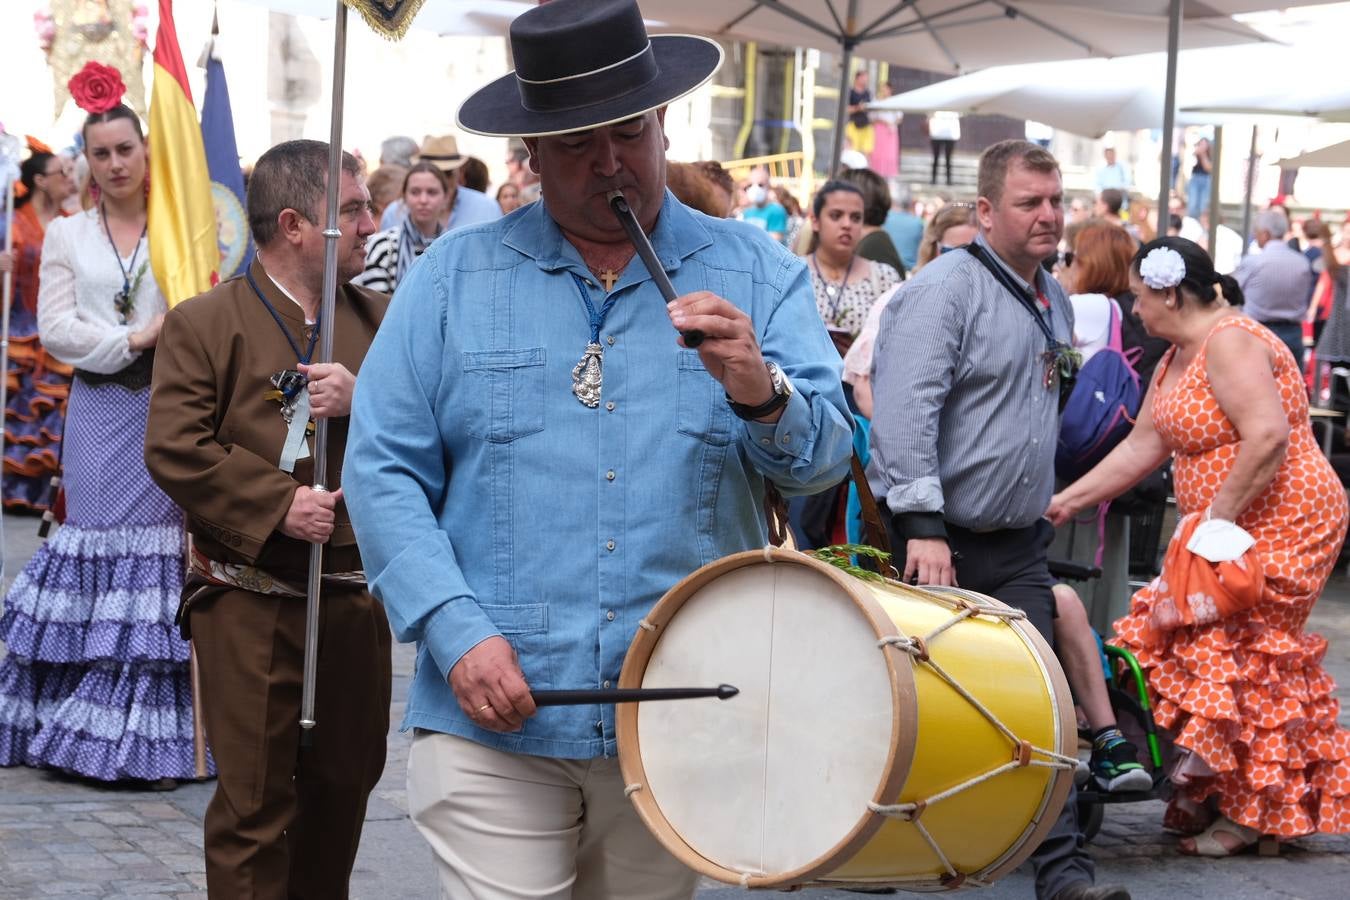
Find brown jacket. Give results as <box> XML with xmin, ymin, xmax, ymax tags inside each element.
<box><xmin>145</xmin><ymin>259</ymin><xmax>387</xmax><ymax>582</ymax></box>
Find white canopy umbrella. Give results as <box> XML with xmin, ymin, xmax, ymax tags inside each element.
<box><xmin>1279</xmin><ymin>140</ymin><xmax>1350</xmax><ymax>170</ymax></box>
<box><xmin>867</xmin><ymin>55</ymin><xmax>1212</xmax><ymax>138</ymax></box>
<box><xmin>632</xmin><ymin>1</ymin><xmax>1271</xmax><ymax>171</ymax></box>
<box><xmin>1185</xmin><ymin>88</ymin><xmax>1350</xmax><ymax>123</ymax></box>
<box><xmin>868</xmin><ymin>40</ymin><xmax>1333</xmax><ymax>138</ymax></box>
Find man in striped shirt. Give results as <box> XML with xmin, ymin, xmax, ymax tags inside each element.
<box><xmin>869</xmin><ymin>141</ymin><xmax>1129</xmax><ymax>900</ymax></box>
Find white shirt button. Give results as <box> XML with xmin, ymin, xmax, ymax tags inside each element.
<box><xmin>603</xmin><ymin>680</ymin><xmax>611</xmax><ymax>688</ymax></box>
<box><xmin>606</xmin><ymin>335</ymin><xmax>615</xmax><ymax>345</ymax></box>
<box><xmin>606</xmin><ymin>610</ymin><xmax>615</xmax><ymax>621</ymax></box>
<box><xmin>606</xmin><ymin>470</ymin><xmax>616</xmax><ymax>481</ymax></box>
<box><xmin>606</xmin><ymin>540</ymin><xmax>616</xmax><ymax>551</ymax></box>
<box><xmin>605</xmin><ymin>401</ymin><xmax>616</xmax><ymax>412</ymax></box>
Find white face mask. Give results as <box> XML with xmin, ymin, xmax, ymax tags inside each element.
<box><xmin>746</xmin><ymin>184</ymin><xmax>767</xmax><ymax>206</ymax></box>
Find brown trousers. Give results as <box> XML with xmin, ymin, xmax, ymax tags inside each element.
<box><xmin>189</xmin><ymin>585</ymin><xmax>392</xmax><ymax>899</ymax></box>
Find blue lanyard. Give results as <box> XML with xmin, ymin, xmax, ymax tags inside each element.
<box><xmin>246</xmin><ymin>268</ymin><xmax>321</xmax><ymax>366</ymax></box>
<box><xmin>571</xmin><ymin>272</ymin><xmax>619</xmax><ymax>343</ymax></box>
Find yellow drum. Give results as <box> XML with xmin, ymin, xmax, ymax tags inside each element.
<box><xmin>616</xmin><ymin>548</ymin><xmax>1075</xmax><ymax>891</ymax></box>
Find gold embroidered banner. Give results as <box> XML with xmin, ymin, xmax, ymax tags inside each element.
<box><xmin>343</xmin><ymin>0</ymin><xmax>428</xmax><ymax>41</ymax></box>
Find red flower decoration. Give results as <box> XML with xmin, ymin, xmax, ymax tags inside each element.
<box><xmin>69</xmin><ymin>61</ymin><xmax>127</xmax><ymax>115</ymax></box>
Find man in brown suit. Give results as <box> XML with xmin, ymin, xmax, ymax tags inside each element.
<box><xmin>145</xmin><ymin>139</ymin><xmax>390</xmax><ymax>899</ymax></box>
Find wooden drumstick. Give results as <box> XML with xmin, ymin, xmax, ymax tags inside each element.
<box><xmin>606</xmin><ymin>190</ymin><xmax>705</xmax><ymax>348</ymax></box>
<box><xmin>531</xmin><ymin>684</ymin><xmax>738</xmax><ymax>706</ymax></box>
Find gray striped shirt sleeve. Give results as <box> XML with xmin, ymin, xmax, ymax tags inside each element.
<box><xmin>869</xmin><ymin>277</ymin><xmax>964</xmax><ymax>520</ymax></box>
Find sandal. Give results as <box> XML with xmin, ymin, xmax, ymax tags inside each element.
<box><xmin>1177</xmin><ymin>816</ymin><xmax>1279</xmax><ymax>857</ymax></box>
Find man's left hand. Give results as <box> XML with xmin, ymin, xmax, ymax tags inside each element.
<box><xmin>298</xmin><ymin>362</ymin><xmax>356</xmax><ymax>418</ymax></box>
<box><xmin>668</xmin><ymin>291</ymin><xmax>780</xmax><ymax>421</ymax></box>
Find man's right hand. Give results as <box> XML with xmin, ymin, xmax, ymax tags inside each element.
<box><xmin>449</xmin><ymin>636</ymin><xmax>536</xmax><ymax>733</ymax></box>
<box><xmin>280</xmin><ymin>486</ymin><xmax>343</xmax><ymax>543</ymax></box>
<box><xmin>904</xmin><ymin>537</ymin><xmax>957</xmax><ymax>587</ymax></box>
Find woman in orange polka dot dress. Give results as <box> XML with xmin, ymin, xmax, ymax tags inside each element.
<box><xmin>1049</xmin><ymin>237</ymin><xmax>1350</xmax><ymax>856</ymax></box>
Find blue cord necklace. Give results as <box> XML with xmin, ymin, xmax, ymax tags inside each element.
<box><xmin>569</xmin><ymin>272</ymin><xmax>620</xmax><ymax>407</ymax></box>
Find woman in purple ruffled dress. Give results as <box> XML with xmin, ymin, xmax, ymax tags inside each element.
<box><xmin>0</xmin><ymin>64</ymin><xmax>210</xmax><ymax>786</ymax></box>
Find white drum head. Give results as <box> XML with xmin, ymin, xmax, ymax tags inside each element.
<box><xmin>631</xmin><ymin>559</ymin><xmax>905</xmax><ymax>879</ymax></box>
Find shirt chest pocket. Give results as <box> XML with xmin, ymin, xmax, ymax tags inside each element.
<box><xmin>461</xmin><ymin>348</ymin><xmax>546</xmax><ymax>443</ymax></box>
<box><xmin>676</xmin><ymin>351</ymin><xmax>733</xmax><ymax>446</ymax></box>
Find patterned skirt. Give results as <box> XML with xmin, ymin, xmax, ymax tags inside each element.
<box><xmin>0</xmin><ymin>377</ymin><xmax>213</xmax><ymax>781</ymax></box>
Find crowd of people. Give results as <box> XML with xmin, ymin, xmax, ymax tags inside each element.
<box><xmin>0</xmin><ymin>0</ymin><xmax>1348</xmax><ymax>897</ymax></box>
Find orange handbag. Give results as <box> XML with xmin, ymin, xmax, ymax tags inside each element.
<box><xmin>1148</xmin><ymin>513</ymin><xmax>1265</xmax><ymax>632</ymax></box>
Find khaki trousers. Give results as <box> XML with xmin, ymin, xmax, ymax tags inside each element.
<box><xmin>190</xmin><ymin>585</ymin><xmax>392</xmax><ymax>899</ymax></box>
<box><xmin>407</xmin><ymin>731</ymin><xmax>700</xmax><ymax>900</ymax></box>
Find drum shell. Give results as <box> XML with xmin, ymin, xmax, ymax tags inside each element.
<box><xmin>616</xmin><ymin>548</ymin><xmax>1074</xmax><ymax>891</ymax></box>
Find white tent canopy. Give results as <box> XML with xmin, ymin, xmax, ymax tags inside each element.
<box><xmin>632</xmin><ymin>0</ymin><xmax>1273</xmax><ymax>171</ymax></box>
<box><xmin>635</xmin><ymin>1</ymin><xmax>1267</xmax><ymax>74</ymax></box>
<box><xmin>1280</xmin><ymin>140</ymin><xmax>1350</xmax><ymax>170</ymax></box>
<box><xmin>868</xmin><ymin>40</ymin><xmax>1339</xmax><ymax>138</ymax></box>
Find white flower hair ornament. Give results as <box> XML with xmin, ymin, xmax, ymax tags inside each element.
<box><xmin>1139</xmin><ymin>246</ymin><xmax>1187</xmax><ymax>291</ymax></box>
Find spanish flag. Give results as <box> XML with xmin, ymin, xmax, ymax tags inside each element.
<box><xmin>149</xmin><ymin>0</ymin><xmax>218</xmax><ymax>306</ymax></box>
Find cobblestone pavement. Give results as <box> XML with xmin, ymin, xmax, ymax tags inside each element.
<box><xmin>3</xmin><ymin>512</ymin><xmax>1349</xmax><ymax>899</ymax></box>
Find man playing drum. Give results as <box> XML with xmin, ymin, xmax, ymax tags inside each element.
<box><xmin>869</xmin><ymin>140</ymin><xmax>1131</xmax><ymax>900</ymax></box>
<box><xmin>342</xmin><ymin>1</ymin><xmax>853</xmax><ymax>897</ymax></box>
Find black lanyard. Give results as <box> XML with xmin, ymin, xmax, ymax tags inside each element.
<box><xmin>101</xmin><ymin>205</ymin><xmax>147</xmax><ymax>313</ymax></box>
<box><xmin>964</xmin><ymin>243</ymin><xmax>1060</xmax><ymax>348</ymax></box>
<box><xmin>246</xmin><ymin>269</ymin><xmax>321</xmax><ymax>398</ymax></box>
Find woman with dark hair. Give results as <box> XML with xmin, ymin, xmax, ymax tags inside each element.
<box><xmin>1313</xmin><ymin>240</ymin><xmax>1350</xmax><ymax>384</ymax></box>
<box><xmin>1049</xmin><ymin>237</ymin><xmax>1350</xmax><ymax>855</ymax></box>
<box><xmin>0</xmin><ymin>63</ymin><xmax>207</xmax><ymax>785</ymax></box>
<box><xmin>835</xmin><ymin>165</ymin><xmax>906</xmax><ymax>278</ymax></box>
<box><xmin>457</xmin><ymin>156</ymin><xmax>490</xmax><ymax>194</ymax></box>
<box><xmin>355</xmin><ymin>160</ymin><xmax>451</xmax><ymax>294</ymax></box>
<box><xmin>495</xmin><ymin>181</ymin><xmax>523</xmax><ymax>215</ymax></box>
<box><xmin>807</xmin><ymin>180</ymin><xmax>900</xmax><ymax>358</ymax></box>
<box><xmin>0</xmin><ymin>142</ymin><xmax>76</xmax><ymax>511</ymax></box>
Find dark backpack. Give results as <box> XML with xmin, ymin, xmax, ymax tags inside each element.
<box><xmin>1056</xmin><ymin>300</ymin><xmax>1141</xmax><ymax>481</ymax></box>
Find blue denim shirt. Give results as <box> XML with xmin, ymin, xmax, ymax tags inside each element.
<box><xmin>344</xmin><ymin>191</ymin><xmax>853</xmax><ymax>758</ymax></box>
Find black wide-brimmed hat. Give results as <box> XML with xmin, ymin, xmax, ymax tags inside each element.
<box><xmin>457</xmin><ymin>0</ymin><xmax>723</xmax><ymax>138</ymax></box>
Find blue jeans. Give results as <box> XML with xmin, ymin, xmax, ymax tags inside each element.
<box><xmin>1261</xmin><ymin>320</ymin><xmax>1306</xmax><ymax>376</ymax></box>
<box><xmin>1187</xmin><ymin>172</ymin><xmax>1211</xmax><ymax>219</ymax></box>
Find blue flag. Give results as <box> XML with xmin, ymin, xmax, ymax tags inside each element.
<box><xmin>200</xmin><ymin>50</ymin><xmax>253</xmax><ymax>280</ymax></box>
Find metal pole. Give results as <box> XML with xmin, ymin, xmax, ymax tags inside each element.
<box><xmin>1156</xmin><ymin>0</ymin><xmax>1182</xmax><ymax>221</ymax></box>
<box><xmin>0</xmin><ymin>178</ymin><xmax>14</xmax><ymax>573</ymax></box>
<box><xmin>1207</xmin><ymin>125</ymin><xmax>1223</xmax><ymax>253</ymax></box>
<box><xmin>828</xmin><ymin>40</ymin><xmax>855</xmax><ymax>176</ymax></box>
<box><xmin>828</xmin><ymin>0</ymin><xmax>861</xmax><ymax>176</ymax></box>
<box><xmin>299</xmin><ymin>0</ymin><xmax>347</xmax><ymax>742</ymax></box>
<box><xmin>1240</xmin><ymin>124</ymin><xmax>1259</xmax><ymax>259</ymax></box>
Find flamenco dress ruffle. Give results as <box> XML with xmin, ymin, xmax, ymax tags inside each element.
<box><xmin>1115</xmin><ymin>599</ymin><xmax>1350</xmax><ymax>837</ymax></box>
<box><xmin>0</xmin><ymin>377</ymin><xmax>213</xmax><ymax>781</ymax></box>
<box><xmin>2</xmin><ymin>295</ymin><xmax>71</xmax><ymax>511</ymax></box>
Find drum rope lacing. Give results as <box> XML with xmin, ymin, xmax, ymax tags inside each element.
<box><xmin>866</xmin><ymin>595</ymin><xmax>1077</xmax><ymax>885</ymax></box>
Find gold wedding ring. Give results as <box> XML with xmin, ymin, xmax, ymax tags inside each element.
<box><xmin>477</xmin><ymin>704</ymin><xmax>492</xmax><ymax>713</ymax></box>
